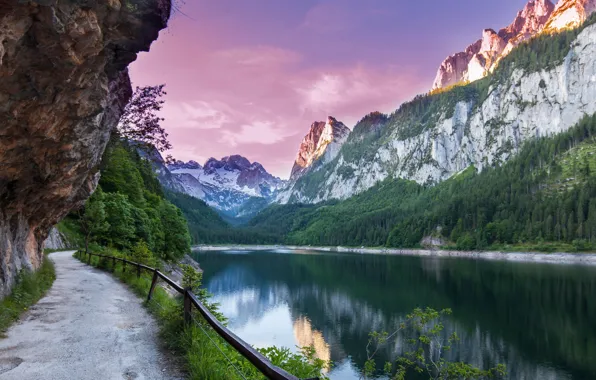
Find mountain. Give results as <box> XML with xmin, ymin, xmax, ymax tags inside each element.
<box><xmin>432</xmin><ymin>0</ymin><xmax>596</xmax><ymax>90</ymax></box>
<box><xmin>544</xmin><ymin>0</ymin><xmax>596</xmax><ymax>31</ymax></box>
<box><xmin>0</xmin><ymin>0</ymin><xmax>169</xmax><ymax>296</ymax></box>
<box><xmin>290</xmin><ymin>117</ymin><xmax>351</xmax><ymax>181</ymax></box>
<box><xmin>277</xmin><ymin>117</ymin><xmax>350</xmax><ymax>203</ymax></box>
<box><xmin>279</xmin><ymin>14</ymin><xmax>596</xmax><ymax>204</ymax></box>
<box><xmin>167</xmin><ymin>155</ymin><xmax>286</xmax><ymax>217</ymax></box>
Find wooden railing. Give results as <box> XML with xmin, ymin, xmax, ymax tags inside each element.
<box><xmin>79</xmin><ymin>251</ymin><xmax>318</xmax><ymax>380</ymax></box>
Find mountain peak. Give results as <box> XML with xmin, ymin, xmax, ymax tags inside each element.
<box><xmin>432</xmin><ymin>0</ymin><xmax>560</xmax><ymax>90</ymax></box>
<box><xmin>290</xmin><ymin>117</ymin><xmax>350</xmax><ymax>181</ymax></box>
<box><xmin>544</xmin><ymin>0</ymin><xmax>596</xmax><ymax>31</ymax></box>
<box><xmin>165</xmin><ymin>154</ymin><xmax>286</xmax><ymax>215</ymax></box>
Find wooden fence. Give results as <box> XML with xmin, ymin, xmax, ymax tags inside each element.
<box><xmin>80</xmin><ymin>251</ymin><xmax>318</xmax><ymax>380</ymax></box>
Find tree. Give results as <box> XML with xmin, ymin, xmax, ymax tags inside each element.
<box><xmin>159</xmin><ymin>201</ymin><xmax>191</xmax><ymax>261</ymax></box>
<box><xmin>363</xmin><ymin>308</ymin><xmax>506</xmax><ymax>380</ymax></box>
<box><xmin>130</xmin><ymin>240</ymin><xmax>155</xmax><ymax>266</ymax></box>
<box><xmin>79</xmin><ymin>188</ymin><xmax>109</xmax><ymax>253</ymax></box>
<box><xmin>117</xmin><ymin>85</ymin><xmax>171</xmax><ymax>152</ymax></box>
<box><xmin>101</xmin><ymin>193</ymin><xmax>136</xmax><ymax>249</ymax></box>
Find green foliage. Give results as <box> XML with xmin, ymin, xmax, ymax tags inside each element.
<box><xmin>75</xmin><ymin>251</ymin><xmax>329</xmax><ymax>380</ymax></box>
<box><xmin>0</xmin><ymin>257</ymin><xmax>56</xmax><ymax>335</ymax></box>
<box><xmin>101</xmin><ymin>192</ymin><xmax>136</xmax><ymax>248</ymax></box>
<box><xmin>364</xmin><ymin>308</ymin><xmax>506</xmax><ymax>380</ymax></box>
<box><xmin>166</xmin><ymin>190</ymin><xmax>280</xmax><ymax>245</ymax></box>
<box><xmin>159</xmin><ymin>201</ymin><xmax>192</xmax><ymax>261</ymax></box>
<box><xmin>256</xmin><ymin>346</ymin><xmax>330</xmax><ymax>380</ymax></box>
<box><xmin>72</xmin><ymin>139</ymin><xmax>191</xmax><ymax>262</ymax></box>
<box><xmin>249</xmin><ymin>179</ymin><xmax>424</xmax><ymax>247</ymax></box>
<box><xmin>79</xmin><ymin>188</ymin><xmax>109</xmax><ymax>252</ymax></box>
<box><xmin>130</xmin><ymin>240</ymin><xmax>155</xmax><ymax>266</ymax></box>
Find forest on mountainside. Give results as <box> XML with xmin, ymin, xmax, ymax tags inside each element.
<box><xmin>245</xmin><ymin>114</ymin><xmax>596</xmax><ymax>251</ymax></box>
<box><xmin>62</xmin><ymin>139</ymin><xmax>191</xmax><ymax>261</ymax></box>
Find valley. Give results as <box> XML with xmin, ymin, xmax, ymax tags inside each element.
<box><xmin>152</xmin><ymin>4</ymin><xmax>596</xmax><ymax>254</ymax></box>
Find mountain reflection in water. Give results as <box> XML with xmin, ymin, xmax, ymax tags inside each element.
<box><xmin>193</xmin><ymin>249</ymin><xmax>596</xmax><ymax>380</ymax></box>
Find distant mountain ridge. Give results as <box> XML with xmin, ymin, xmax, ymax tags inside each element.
<box><xmin>432</xmin><ymin>0</ymin><xmax>596</xmax><ymax>90</ymax></box>
<box><xmin>164</xmin><ymin>155</ymin><xmax>285</xmax><ymax>217</ymax></box>
<box><xmin>277</xmin><ymin>9</ymin><xmax>596</xmax><ymax>204</ymax></box>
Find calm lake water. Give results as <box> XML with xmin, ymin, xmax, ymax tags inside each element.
<box><xmin>192</xmin><ymin>249</ymin><xmax>596</xmax><ymax>380</ymax></box>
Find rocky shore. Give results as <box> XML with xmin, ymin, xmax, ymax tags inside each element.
<box><xmin>193</xmin><ymin>245</ymin><xmax>596</xmax><ymax>266</ymax></box>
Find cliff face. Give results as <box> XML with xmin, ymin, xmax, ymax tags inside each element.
<box><xmin>0</xmin><ymin>0</ymin><xmax>170</xmax><ymax>297</ymax></box>
<box><xmin>283</xmin><ymin>22</ymin><xmax>596</xmax><ymax>203</ymax></box>
<box><xmin>432</xmin><ymin>0</ymin><xmax>596</xmax><ymax>90</ymax></box>
<box><xmin>289</xmin><ymin>117</ymin><xmax>350</xmax><ymax>181</ymax></box>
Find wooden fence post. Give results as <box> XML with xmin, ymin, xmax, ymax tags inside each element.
<box><xmin>123</xmin><ymin>261</ymin><xmax>126</xmax><ymax>273</ymax></box>
<box><xmin>137</xmin><ymin>264</ymin><xmax>141</xmax><ymax>278</ymax></box>
<box><xmin>147</xmin><ymin>271</ymin><xmax>159</xmax><ymax>302</ymax></box>
<box><xmin>112</xmin><ymin>257</ymin><xmax>116</xmax><ymax>271</ymax></box>
<box><xmin>184</xmin><ymin>289</ymin><xmax>192</xmax><ymax>326</ymax></box>
<box><xmin>87</xmin><ymin>251</ymin><xmax>91</xmax><ymax>265</ymax></box>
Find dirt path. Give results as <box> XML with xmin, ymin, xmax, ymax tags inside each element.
<box><xmin>0</xmin><ymin>251</ymin><xmax>181</xmax><ymax>380</ymax></box>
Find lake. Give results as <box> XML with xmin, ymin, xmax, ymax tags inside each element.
<box><xmin>192</xmin><ymin>249</ymin><xmax>596</xmax><ymax>379</ymax></box>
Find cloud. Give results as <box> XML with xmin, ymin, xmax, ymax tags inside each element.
<box><xmin>163</xmin><ymin>100</ymin><xmax>232</xmax><ymax>130</ymax></box>
<box><xmin>220</xmin><ymin>120</ymin><xmax>298</xmax><ymax>147</ymax></box>
<box><xmin>295</xmin><ymin>65</ymin><xmax>421</xmax><ymax>118</ymax></box>
<box><xmin>131</xmin><ymin>40</ymin><xmax>424</xmax><ymax>177</ymax></box>
<box><xmin>211</xmin><ymin>46</ymin><xmax>302</xmax><ymax>67</ymax></box>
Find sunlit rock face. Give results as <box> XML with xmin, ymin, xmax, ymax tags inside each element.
<box><xmin>290</xmin><ymin>117</ymin><xmax>350</xmax><ymax>181</ymax></box>
<box><xmin>433</xmin><ymin>0</ymin><xmax>596</xmax><ymax>90</ymax></box>
<box><xmin>0</xmin><ymin>0</ymin><xmax>170</xmax><ymax>297</ymax></box>
<box><xmin>433</xmin><ymin>0</ymin><xmax>556</xmax><ymax>89</ymax></box>
<box><xmin>544</xmin><ymin>0</ymin><xmax>596</xmax><ymax>31</ymax></box>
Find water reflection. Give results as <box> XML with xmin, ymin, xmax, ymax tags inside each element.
<box><xmin>194</xmin><ymin>250</ymin><xmax>596</xmax><ymax>379</ymax></box>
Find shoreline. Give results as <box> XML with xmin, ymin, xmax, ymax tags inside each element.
<box><xmin>192</xmin><ymin>244</ymin><xmax>596</xmax><ymax>266</ymax></box>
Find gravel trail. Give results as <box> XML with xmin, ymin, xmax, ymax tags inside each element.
<box><xmin>0</xmin><ymin>251</ymin><xmax>181</xmax><ymax>380</ymax></box>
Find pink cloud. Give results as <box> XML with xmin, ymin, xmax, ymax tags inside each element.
<box><xmin>129</xmin><ymin>20</ymin><xmax>424</xmax><ymax>178</ymax></box>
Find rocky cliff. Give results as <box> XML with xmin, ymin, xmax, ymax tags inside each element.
<box><xmin>289</xmin><ymin>117</ymin><xmax>350</xmax><ymax>182</ymax></box>
<box><xmin>0</xmin><ymin>0</ymin><xmax>170</xmax><ymax>297</ymax></box>
<box><xmin>432</xmin><ymin>0</ymin><xmax>596</xmax><ymax>90</ymax></box>
<box><xmin>282</xmin><ymin>19</ymin><xmax>596</xmax><ymax>204</ymax></box>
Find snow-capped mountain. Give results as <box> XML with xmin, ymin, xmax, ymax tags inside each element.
<box><xmin>432</xmin><ymin>0</ymin><xmax>596</xmax><ymax>90</ymax></box>
<box><xmin>168</xmin><ymin>155</ymin><xmax>286</xmax><ymax>216</ymax></box>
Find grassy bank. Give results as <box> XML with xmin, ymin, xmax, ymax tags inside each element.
<box><xmin>73</xmin><ymin>249</ymin><xmax>328</xmax><ymax>380</ymax></box>
<box><xmin>0</xmin><ymin>255</ymin><xmax>56</xmax><ymax>337</ymax></box>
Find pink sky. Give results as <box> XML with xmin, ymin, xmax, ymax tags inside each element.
<box><xmin>130</xmin><ymin>0</ymin><xmax>531</xmax><ymax>178</ymax></box>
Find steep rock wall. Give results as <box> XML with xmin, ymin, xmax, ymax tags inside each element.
<box><xmin>0</xmin><ymin>0</ymin><xmax>170</xmax><ymax>297</ymax></box>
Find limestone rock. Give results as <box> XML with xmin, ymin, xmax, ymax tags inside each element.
<box><xmin>290</xmin><ymin>116</ymin><xmax>350</xmax><ymax>181</ymax></box>
<box><xmin>0</xmin><ymin>0</ymin><xmax>171</xmax><ymax>297</ymax></box>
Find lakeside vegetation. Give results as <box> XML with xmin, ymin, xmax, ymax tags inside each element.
<box><xmin>73</xmin><ymin>249</ymin><xmax>329</xmax><ymax>379</ymax></box>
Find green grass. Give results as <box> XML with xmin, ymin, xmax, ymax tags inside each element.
<box><xmin>74</xmin><ymin>250</ymin><xmax>329</xmax><ymax>380</ymax></box>
<box><xmin>0</xmin><ymin>256</ymin><xmax>56</xmax><ymax>337</ymax></box>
